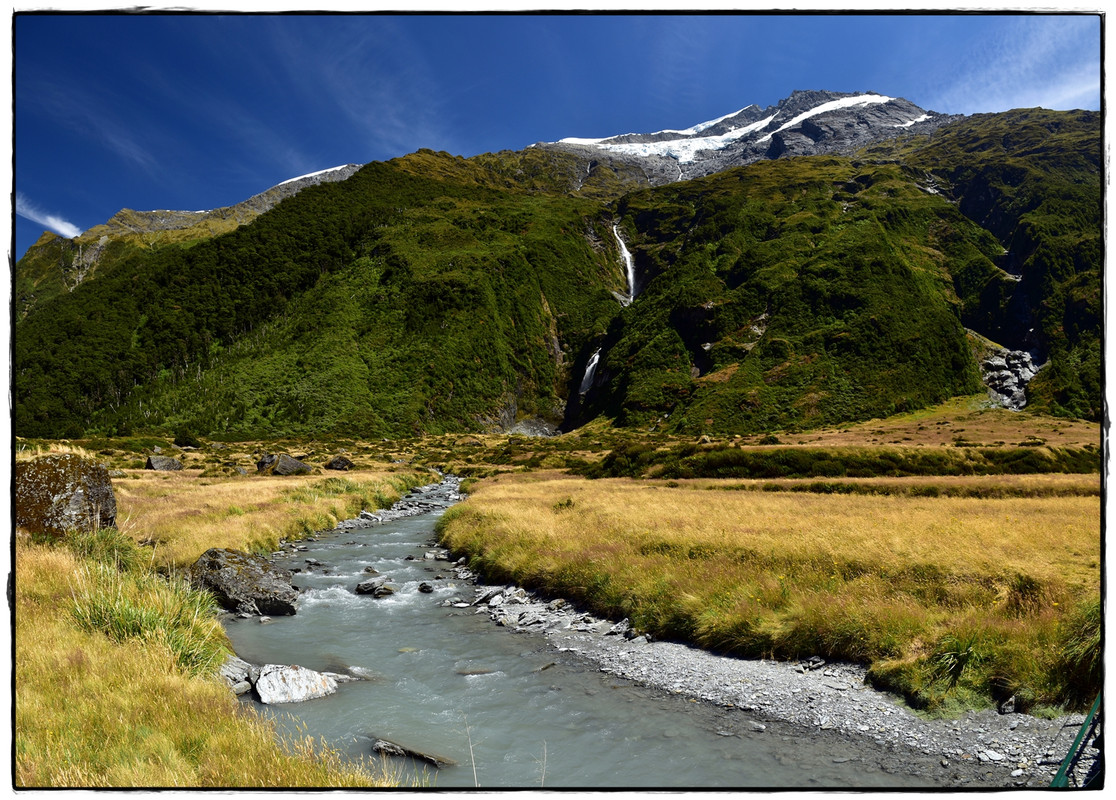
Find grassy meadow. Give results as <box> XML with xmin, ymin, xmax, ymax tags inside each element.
<box><xmin>12</xmin><ymin>402</ymin><xmax>1104</xmax><ymax>785</ymax></box>
<box><xmin>438</xmin><ymin>470</ymin><xmax>1101</xmax><ymax>714</ymax></box>
<box><xmin>14</xmin><ymin>442</ymin><xmax>431</xmax><ymax>787</ymax></box>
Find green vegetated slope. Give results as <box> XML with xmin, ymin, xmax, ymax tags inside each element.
<box><xmin>14</xmin><ymin>110</ymin><xmax>1101</xmax><ymax>439</ymax></box>
<box><xmin>878</xmin><ymin>109</ymin><xmax>1102</xmax><ymax>420</ymax></box>
<box><xmin>578</xmin><ymin>157</ymin><xmax>990</xmax><ymax>433</ymax></box>
<box><xmin>14</xmin><ymin>155</ymin><xmax>626</xmax><ymax>439</ymax></box>
<box><xmin>577</xmin><ymin>108</ymin><xmax>1101</xmax><ymax>433</ymax></box>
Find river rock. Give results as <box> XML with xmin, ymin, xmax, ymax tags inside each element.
<box><xmin>189</xmin><ymin>548</ymin><xmax>298</xmax><ymax>615</ymax></box>
<box><xmin>257</xmin><ymin>453</ymin><xmax>313</xmax><ymax>475</ymax></box>
<box><xmin>145</xmin><ymin>455</ymin><xmax>183</xmax><ymax>471</ymax></box>
<box><xmin>324</xmin><ymin>455</ymin><xmax>354</xmax><ymax>471</ymax></box>
<box><xmin>252</xmin><ymin>664</ymin><xmax>338</xmax><ymax>704</ymax></box>
<box><xmin>355</xmin><ymin>576</ymin><xmax>396</xmax><ymax>597</ymax></box>
<box><xmin>371</xmin><ymin>737</ymin><xmax>458</xmax><ymax>767</ymax></box>
<box><xmin>15</xmin><ymin>454</ymin><xmax>118</xmax><ymax>537</ymax></box>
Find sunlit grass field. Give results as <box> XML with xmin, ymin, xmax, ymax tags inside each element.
<box><xmin>14</xmin><ymin>452</ymin><xmax>431</xmax><ymax>788</ymax></box>
<box><xmin>439</xmin><ymin>471</ymin><xmax>1101</xmax><ymax>713</ymax></box>
<box><xmin>112</xmin><ymin>467</ymin><xmax>428</xmax><ymax>569</ymax></box>
<box><xmin>14</xmin><ymin>537</ymin><xmax>407</xmax><ymax>788</ymax></box>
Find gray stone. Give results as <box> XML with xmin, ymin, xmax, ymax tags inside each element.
<box><xmin>253</xmin><ymin>664</ymin><xmax>337</xmax><ymax>704</ymax></box>
<box><xmin>257</xmin><ymin>453</ymin><xmax>313</xmax><ymax>476</ymax></box>
<box><xmin>145</xmin><ymin>455</ymin><xmax>183</xmax><ymax>471</ymax></box>
<box><xmin>219</xmin><ymin>655</ymin><xmax>253</xmax><ymax>687</ymax></box>
<box><xmin>188</xmin><ymin>548</ymin><xmax>298</xmax><ymax>615</ymax></box>
<box><xmin>371</xmin><ymin>737</ymin><xmax>458</xmax><ymax>768</ymax></box>
<box><xmin>324</xmin><ymin>455</ymin><xmax>354</xmax><ymax>471</ymax></box>
<box><xmin>15</xmin><ymin>454</ymin><xmax>118</xmax><ymax>537</ymax></box>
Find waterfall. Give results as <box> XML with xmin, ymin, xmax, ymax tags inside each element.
<box><xmin>613</xmin><ymin>224</ymin><xmax>637</xmax><ymax>305</ymax></box>
<box><xmin>579</xmin><ymin>348</ymin><xmax>602</xmax><ymax>394</ymax></box>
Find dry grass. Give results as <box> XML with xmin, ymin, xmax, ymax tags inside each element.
<box><xmin>688</xmin><ymin>472</ymin><xmax>1101</xmax><ymax>497</ymax></box>
<box><xmin>440</xmin><ymin>471</ymin><xmax>1101</xmax><ymax>710</ymax></box>
<box><xmin>776</xmin><ymin>396</ymin><xmax>1099</xmax><ymax>449</ymax></box>
<box><xmin>113</xmin><ymin>467</ymin><xmax>429</xmax><ymax>569</ymax></box>
<box><xmin>14</xmin><ymin>540</ymin><xmax>400</xmax><ymax>788</ymax></box>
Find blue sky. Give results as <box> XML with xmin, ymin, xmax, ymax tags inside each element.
<box><xmin>11</xmin><ymin>11</ymin><xmax>1103</xmax><ymax>260</ymax></box>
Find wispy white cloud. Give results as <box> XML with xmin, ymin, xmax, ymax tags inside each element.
<box><xmin>263</xmin><ymin>17</ymin><xmax>456</xmax><ymax>158</ymax></box>
<box><xmin>927</xmin><ymin>16</ymin><xmax>1100</xmax><ymax>114</ymax></box>
<box><xmin>24</xmin><ymin>79</ymin><xmax>161</xmax><ymax>173</ymax></box>
<box><xmin>16</xmin><ymin>192</ymin><xmax>83</xmax><ymax>238</ymax></box>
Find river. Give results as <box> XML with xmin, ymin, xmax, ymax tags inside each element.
<box><xmin>223</xmin><ymin>478</ymin><xmax>935</xmax><ymax>789</ymax></box>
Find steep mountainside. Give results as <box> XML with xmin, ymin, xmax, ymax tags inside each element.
<box><xmin>14</xmin><ymin>164</ymin><xmax>362</xmax><ymax>320</ymax></box>
<box><xmin>13</xmin><ymin>94</ymin><xmax>1101</xmax><ymax>439</ymax></box>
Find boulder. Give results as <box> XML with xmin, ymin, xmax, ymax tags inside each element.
<box><xmin>252</xmin><ymin>664</ymin><xmax>337</xmax><ymax>704</ymax></box>
<box><xmin>219</xmin><ymin>655</ymin><xmax>253</xmax><ymax>687</ymax></box>
<box><xmin>189</xmin><ymin>548</ymin><xmax>299</xmax><ymax>615</ymax></box>
<box><xmin>257</xmin><ymin>453</ymin><xmax>313</xmax><ymax>475</ymax></box>
<box><xmin>15</xmin><ymin>454</ymin><xmax>117</xmax><ymax>537</ymax></box>
<box><xmin>324</xmin><ymin>455</ymin><xmax>354</xmax><ymax>471</ymax></box>
<box><xmin>145</xmin><ymin>455</ymin><xmax>183</xmax><ymax>471</ymax></box>
<box><xmin>371</xmin><ymin>737</ymin><xmax>458</xmax><ymax>768</ymax></box>
<box><xmin>355</xmin><ymin>576</ymin><xmax>396</xmax><ymax>598</ymax></box>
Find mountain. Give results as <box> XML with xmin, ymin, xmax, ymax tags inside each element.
<box><xmin>13</xmin><ymin>93</ymin><xmax>1101</xmax><ymax>440</ymax></box>
<box><xmin>14</xmin><ymin>164</ymin><xmax>362</xmax><ymax>320</ymax></box>
<box><xmin>537</xmin><ymin>90</ymin><xmax>960</xmax><ymax>184</ymax></box>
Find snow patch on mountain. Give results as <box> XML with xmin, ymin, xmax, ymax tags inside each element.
<box><xmin>561</xmin><ymin>114</ymin><xmax>776</xmax><ymax>164</ymax></box>
<box><xmin>277</xmin><ymin>164</ymin><xmax>358</xmax><ymax>186</ymax></box>
<box><xmin>756</xmin><ymin>93</ymin><xmax>894</xmax><ymax>143</ymax></box>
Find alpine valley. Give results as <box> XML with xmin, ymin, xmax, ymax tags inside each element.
<box><xmin>14</xmin><ymin>90</ymin><xmax>1102</xmax><ymax>441</ymax></box>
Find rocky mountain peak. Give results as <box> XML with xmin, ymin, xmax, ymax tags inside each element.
<box><xmin>538</xmin><ymin>89</ymin><xmax>961</xmax><ymax>185</ymax></box>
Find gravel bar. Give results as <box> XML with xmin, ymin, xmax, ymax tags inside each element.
<box><xmin>448</xmin><ymin>573</ymin><xmax>1101</xmax><ymax>789</ymax></box>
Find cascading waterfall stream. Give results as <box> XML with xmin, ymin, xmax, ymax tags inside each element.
<box><xmin>613</xmin><ymin>224</ymin><xmax>637</xmax><ymax>306</ymax></box>
<box><xmin>574</xmin><ymin>225</ymin><xmax>637</xmax><ymax>401</ymax></box>
<box><xmin>579</xmin><ymin>348</ymin><xmax>602</xmax><ymax>395</ymax></box>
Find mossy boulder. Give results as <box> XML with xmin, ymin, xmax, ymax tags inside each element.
<box><xmin>15</xmin><ymin>454</ymin><xmax>117</xmax><ymax>537</ymax></box>
<box><xmin>188</xmin><ymin>548</ymin><xmax>298</xmax><ymax>615</ymax></box>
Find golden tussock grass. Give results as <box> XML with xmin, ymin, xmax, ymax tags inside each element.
<box><xmin>439</xmin><ymin>471</ymin><xmax>1100</xmax><ymax>710</ymax></box>
<box><xmin>15</xmin><ymin>540</ymin><xmax>399</xmax><ymax>788</ymax></box>
<box><xmin>114</xmin><ymin>467</ymin><xmax>429</xmax><ymax>569</ymax></box>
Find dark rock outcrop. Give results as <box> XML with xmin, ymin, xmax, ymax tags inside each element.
<box><xmin>145</xmin><ymin>455</ymin><xmax>184</xmax><ymax>471</ymax></box>
<box><xmin>189</xmin><ymin>548</ymin><xmax>299</xmax><ymax>615</ymax></box>
<box><xmin>15</xmin><ymin>454</ymin><xmax>117</xmax><ymax>537</ymax></box>
<box><xmin>324</xmin><ymin>455</ymin><xmax>354</xmax><ymax>471</ymax></box>
<box><xmin>371</xmin><ymin>737</ymin><xmax>458</xmax><ymax>768</ymax></box>
<box><xmin>257</xmin><ymin>453</ymin><xmax>313</xmax><ymax>475</ymax></box>
<box><xmin>355</xmin><ymin>576</ymin><xmax>396</xmax><ymax>598</ymax></box>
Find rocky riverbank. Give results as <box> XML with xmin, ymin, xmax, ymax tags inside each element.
<box><xmin>442</xmin><ymin>570</ymin><xmax>1101</xmax><ymax>789</ymax></box>
<box><xmin>221</xmin><ymin>474</ymin><xmax>1099</xmax><ymax>789</ymax></box>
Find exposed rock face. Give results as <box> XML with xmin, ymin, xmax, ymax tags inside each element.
<box><xmin>981</xmin><ymin>349</ymin><xmax>1040</xmax><ymax>410</ymax></box>
<box><xmin>15</xmin><ymin>454</ymin><xmax>117</xmax><ymax>537</ymax></box>
<box><xmin>251</xmin><ymin>663</ymin><xmax>338</xmax><ymax>704</ymax></box>
<box><xmin>145</xmin><ymin>455</ymin><xmax>184</xmax><ymax>471</ymax></box>
<box><xmin>540</xmin><ymin>90</ymin><xmax>961</xmax><ymax>187</ymax></box>
<box><xmin>188</xmin><ymin>548</ymin><xmax>299</xmax><ymax>615</ymax></box>
<box><xmin>257</xmin><ymin>453</ymin><xmax>313</xmax><ymax>475</ymax></box>
<box><xmin>324</xmin><ymin>455</ymin><xmax>354</xmax><ymax>471</ymax></box>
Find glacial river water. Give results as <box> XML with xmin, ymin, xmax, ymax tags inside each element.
<box><xmin>223</xmin><ymin>480</ymin><xmax>930</xmax><ymax>789</ymax></box>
